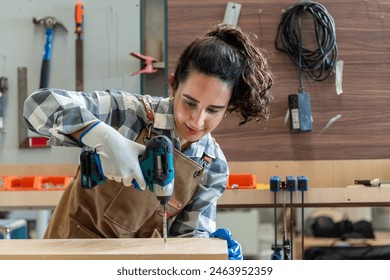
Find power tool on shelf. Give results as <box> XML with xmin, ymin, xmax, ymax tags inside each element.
<box><xmin>80</xmin><ymin>135</ymin><xmax>175</xmax><ymax>242</ymax></box>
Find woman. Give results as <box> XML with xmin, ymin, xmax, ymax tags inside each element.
<box><xmin>23</xmin><ymin>23</ymin><xmax>273</xmax><ymax>259</ymax></box>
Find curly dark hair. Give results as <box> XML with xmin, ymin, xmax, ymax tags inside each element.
<box><xmin>172</xmin><ymin>23</ymin><xmax>274</xmax><ymax>125</ymax></box>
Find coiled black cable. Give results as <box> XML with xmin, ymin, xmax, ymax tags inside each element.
<box><xmin>275</xmin><ymin>1</ymin><xmax>338</xmax><ymax>89</ymax></box>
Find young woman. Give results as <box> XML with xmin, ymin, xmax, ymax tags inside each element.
<box><xmin>23</xmin><ymin>23</ymin><xmax>273</xmax><ymax>260</ymax></box>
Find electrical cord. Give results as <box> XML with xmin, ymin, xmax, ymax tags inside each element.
<box><xmin>275</xmin><ymin>1</ymin><xmax>338</xmax><ymax>88</ymax></box>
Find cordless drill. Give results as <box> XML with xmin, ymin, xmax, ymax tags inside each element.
<box><xmin>139</xmin><ymin>135</ymin><xmax>175</xmax><ymax>242</ymax></box>
<box><xmin>80</xmin><ymin>135</ymin><xmax>175</xmax><ymax>242</ymax></box>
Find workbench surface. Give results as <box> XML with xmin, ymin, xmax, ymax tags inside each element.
<box><xmin>0</xmin><ymin>238</ymin><xmax>228</xmax><ymax>260</ymax></box>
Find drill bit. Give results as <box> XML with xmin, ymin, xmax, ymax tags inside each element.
<box><xmin>163</xmin><ymin>204</ymin><xmax>167</xmax><ymax>243</ymax></box>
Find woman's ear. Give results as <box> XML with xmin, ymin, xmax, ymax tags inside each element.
<box><xmin>168</xmin><ymin>73</ymin><xmax>175</xmax><ymax>88</ymax></box>
<box><xmin>168</xmin><ymin>73</ymin><xmax>175</xmax><ymax>100</ymax></box>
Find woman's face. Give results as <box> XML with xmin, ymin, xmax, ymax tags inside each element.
<box><xmin>172</xmin><ymin>71</ymin><xmax>232</xmax><ymax>148</ymax></box>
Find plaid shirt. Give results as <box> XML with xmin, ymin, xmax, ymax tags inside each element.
<box><xmin>24</xmin><ymin>88</ymin><xmax>228</xmax><ymax>237</ymax></box>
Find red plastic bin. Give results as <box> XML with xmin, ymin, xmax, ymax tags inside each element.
<box><xmin>0</xmin><ymin>176</ymin><xmax>72</xmax><ymax>191</ymax></box>
<box><xmin>227</xmin><ymin>174</ymin><xmax>256</xmax><ymax>189</ymax></box>
<box><xmin>4</xmin><ymin>176</ymin><xmax>39</xmax><ymax>191</ymax></box>
<box><xmin>40</xmin><ymin>176</ymin><xmax>72</xmax><ymax>190</ymax></box>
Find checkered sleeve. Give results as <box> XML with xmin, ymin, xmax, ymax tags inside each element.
<box><xmin>23</xmin><ymin>88</ymin><xmax>145</xmax><ymax>147</ymax></box>
<box><xmin>169</xmin><ymin>145</ymin><xmax>228</xmax><ymax>238</ymax></box>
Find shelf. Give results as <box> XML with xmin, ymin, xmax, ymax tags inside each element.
<box><xmin>0</xmin><ymin>190</ymin><xmax>63</xmax><ymax>210</ymax></box>
<box><xmin>218</xmin><ymin>184</ymin><xmax>390</xmax><ymax>208</ymax></box>
<box><xmin>1</xmin><ymin>185</ymin><xmax>390</xmax><ymax>210</ymax></box>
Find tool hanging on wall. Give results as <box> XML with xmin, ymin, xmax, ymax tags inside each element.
<box><xmin>33</xmin><ymin>16</ymin><xmax>68</xmax><ymax>89</ymax></box>
<box><xmin>17</xmin><ymin>67</ymin><xmax>30</xmax><ymax>148</ymax></box>
<box><xmin>129</xmin><ymin>52</ymin><xmax>158</xmax><ymax>75</ymax></box>
<box><xmin>17</xmin><ymin>66</ymin><xmax>49</xmax><ymax>148</ymax></box>
<box><xmin>31</xmin><ymin>16</ymin><xmax>67</xmax><ymax>148</ymax></box>
<box><xmin>275</xmin><ymin>1</ymin><xmax>338</xmax><ymax>133</ymax></box>
<box><xmin>222</xmin><ymin>2</ymin><xmax>242</xmax><ymax>26</ymax></box>
<box><xmin>0</xmin><ymin>76</ymin><xmax>8</xmax><ymax>137</ymax></box>
<box><xmin>75</xmin><ymin>0</ymin><xmax>84</xmax><ymax>91</ymax></box>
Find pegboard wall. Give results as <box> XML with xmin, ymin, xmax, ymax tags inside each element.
<box><xmin>0</xmin><ymin>0</ymin><xmax>141</xmax><ymax>164</ymax></box>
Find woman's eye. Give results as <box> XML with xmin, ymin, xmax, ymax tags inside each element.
<box><xmin>207</xmin><ymin>108</ymin><xmax>219</xmax><ymax>114</ymax></box>
<box><xmin>185</xmin><ymin>100</ymin><xmax>197</xmax><ymax>107</ymax></box>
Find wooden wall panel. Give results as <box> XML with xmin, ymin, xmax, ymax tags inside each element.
<box><xmin>168</xmin><ymin>0</ymin><xmax>390</xmax><ymax>161</ymax></box>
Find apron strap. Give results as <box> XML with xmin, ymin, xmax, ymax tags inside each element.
<box><xmin>140</xmin><ymin>97</ymin><xmax>155</xmax><ymax>139</ymax></box>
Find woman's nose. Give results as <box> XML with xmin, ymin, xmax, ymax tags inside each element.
<box><xmin>191</xmin><ymin>109</ymin><xmax>205</xmax><ymax>128</ymax></box>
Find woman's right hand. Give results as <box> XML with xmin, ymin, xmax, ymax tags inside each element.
<box><xmin>78</xmin><ymin>122</ymin><xmax>147</xmax><ymax>189</ymax></box>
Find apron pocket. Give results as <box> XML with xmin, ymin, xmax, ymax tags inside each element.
<box><xmin>70</xmin><ymin>224</ymin><xmax>101</xmax><ymax>238</ymax></box>
<box><xmin>104</xmin><ymin>185</ymin><xmax>159</xmax><ymax>232</ymax></box>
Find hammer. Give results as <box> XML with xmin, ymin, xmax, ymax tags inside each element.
<box><xmin>33</xmin><ymin>16</ymin><xmax>67</xmax><ymax>89</ymax></box>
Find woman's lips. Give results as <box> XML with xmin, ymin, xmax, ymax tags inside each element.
<box><xmin>186</xmin><ymin>124</ymin><xmax>202</xmax><ymax>135</ymax></box>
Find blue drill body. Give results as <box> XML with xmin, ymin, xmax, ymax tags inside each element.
<box><xmin>139</xmin><ymin>135</ymin><xmax>175</xmax><ymax>204</ymax></box>
<box><xmin>80</xmin><ymin>135</ymin><xmax>175</xmax><ymax>202</ymax></box>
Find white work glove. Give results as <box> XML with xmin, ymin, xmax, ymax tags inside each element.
<box><xmin>79</xmin><ymin>121</ymin><xmax>147</xmax><ymax>189</ymax></box>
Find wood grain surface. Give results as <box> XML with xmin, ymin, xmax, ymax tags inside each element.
<box><xmin>168</xmin><ymin>0</ymin><xmax>390</xmax><ymax>161</ymax></box>
<box><xmin>0</xmin><ymin>238</ymin><xmax>227</xmax><ymax>260</ymax></box>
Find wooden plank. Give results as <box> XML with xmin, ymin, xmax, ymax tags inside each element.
<box><xmin>0</xmin><ymin>238</ymin><xmax>227</xmax><ymax>260</ymax></box>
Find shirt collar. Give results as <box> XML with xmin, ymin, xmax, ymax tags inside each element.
<box><xmin>184</xmin><ymin>133</ymin><xmax>217</xmax><ymax>160</ymax></box>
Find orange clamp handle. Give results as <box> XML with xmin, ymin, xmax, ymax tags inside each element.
<box><xmin>75</xmin><ymin>1</ymin><xmax>84</xmax><ymax>33</ymax></box>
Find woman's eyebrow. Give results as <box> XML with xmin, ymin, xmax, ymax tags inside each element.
<box><xmin>183</xmin><ymin>94</ymin><xmax>226</xmax><ymax>109</ymax></box>
<box><xmin>183</xmin><ymin>94</ymin><xmax>198</xmax><ymax>103</ymax></box>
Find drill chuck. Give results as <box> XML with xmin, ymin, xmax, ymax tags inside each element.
<box><xmin>154</xmin><ymin>182</ymin><xmax>174</xmax><ymax>204</ymax></box>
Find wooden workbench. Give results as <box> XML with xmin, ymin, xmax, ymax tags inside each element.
<box><xmin>0</xmin><ymin>238</ymin><xmax>227</xmax><ymax>260</ymax></box>
<box><xmin>219</xmin><ymin>184</ymin><xmax>390</xmax><ymax>208</ymax></box>
<box><xmin>1</xmin><ymin>185</ymin><xmax>389</xmax><ymax>210</ymax></box>
<box><xmin>1</xmin><ymin>163</ymin><xmax>390</xmax><ymax>209</ymax></box>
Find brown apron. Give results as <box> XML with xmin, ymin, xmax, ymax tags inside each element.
<box><xmin>44</xmin><ymin>128</ymin><xmax>205</xmax><ymax>239</ymax></box>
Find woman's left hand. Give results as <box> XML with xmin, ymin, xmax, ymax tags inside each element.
<box><xmin>210</xmin><ymin>228</ymin><xmax>243</xmax><ymax>260</ymax></box>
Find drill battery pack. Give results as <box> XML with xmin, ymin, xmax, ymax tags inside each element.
<box><xmin>80</xmin><ymin>150</ymin><xmax>106</xmax><ymax>189</ymax></box>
